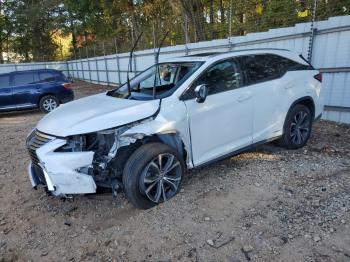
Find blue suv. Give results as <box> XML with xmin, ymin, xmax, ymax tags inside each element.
<box><xmin>0</xmin><ymin>69</ymin><xmax>74</xmax><ymax>113</ymax></box>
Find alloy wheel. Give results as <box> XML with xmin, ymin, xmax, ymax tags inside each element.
<box><xmin>290</xmin><ymin>110</ymin><xmax>310</xmax><ymax>145</ymax></box>
<box><xmin>42</xmin><ymin>98</ymin><xmax>57</xmax><ymax>112</ymax></box>
<box><xmin>139</xmin><ymin>153</ymin><xmax>182</xmax><ymax>203</ymax></box>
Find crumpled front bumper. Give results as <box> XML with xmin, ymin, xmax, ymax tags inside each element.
<box><xmin>27</xmin><ymin>135</ymin><xmax>97</xmax><ymax>197</ymax></box>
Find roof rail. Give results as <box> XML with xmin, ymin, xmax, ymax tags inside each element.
<box><xmin>184</xmin><ymin>48</ymin><xmax>291</xmax><ymax>58</ymax></box>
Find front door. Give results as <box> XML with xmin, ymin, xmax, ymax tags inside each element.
<box><xmin>183</xmin><ymin>58</ymin><xmax>253</xmax><ymax>166</ymax></box>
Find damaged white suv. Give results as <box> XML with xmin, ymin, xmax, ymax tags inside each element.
<box><xmin>26</xmin><ymin>49</ymin><xmax>323</xmax><ymax>209</ymax></box>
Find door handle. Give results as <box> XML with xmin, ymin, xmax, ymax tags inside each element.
<box><xmin>237</xmin><ymin>94</ymin><xmax>252</xmax><ymax>102</ymax></box>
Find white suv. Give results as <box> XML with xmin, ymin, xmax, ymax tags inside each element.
<box><xmin>26</xmin><ymin>49</ymin><xmax>323</xmax><ymax>209</ymax></box>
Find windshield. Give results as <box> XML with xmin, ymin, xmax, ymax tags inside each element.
<box><xmin>107</xmin><ymin>62</ymin><xmax>203</xmax><ymax>100</ymax></box>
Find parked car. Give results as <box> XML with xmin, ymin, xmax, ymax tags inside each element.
<box><xmin>26</xmin><ymin>49</ymin><xmax>323</xmax><ymax>209</ymax></box>
<box><xmin>0</xmin><ymin>69</ymin><xmax>74</xmax><ymax>113</ymax></box>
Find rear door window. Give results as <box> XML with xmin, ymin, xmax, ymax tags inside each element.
<box><xmin>13</xmin><ymin>73</ymin><xmax>36</xmax><ymax>86</ymax></box>
<box><xmin>240</xmin><ymin>55</ymin><xmax>281</xmax><ymax>85</ymax></box>
<box><xmin>39</xmin><ymin>72</ymin><xmax>55</xmax><ymax>82</ymax></box>
<box><xmin>0</xmin><ymin>75</ymin><xmax>10</xmax><ymax>88</ymax></box>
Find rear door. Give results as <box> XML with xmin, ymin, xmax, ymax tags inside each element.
<box><xmin>0</xmin><ymin>74</ymin><xmax>13</xmax><ymax>109</ymax></box>
<box><xmin>239</xmin><ymin>54</ymin><xmax>288</xmax><ymax>143</ymax></box>
<box><xmin>12</xmin><ymin>72</ymin><xmax>40</xmax><ymax>108</ymax></box>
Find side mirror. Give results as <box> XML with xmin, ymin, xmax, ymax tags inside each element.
<box><xmin>194</xmin><ymin>84</ymin><xmax>209</xmax><ymax>103</ymax></box>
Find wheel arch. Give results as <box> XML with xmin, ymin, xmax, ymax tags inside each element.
<box><xmin>110</xmin><ymin>132</ymin><xmax>189</xmax><ymax>180</ymax></box>
<box><xmin>37</xmin><ymin>93</ymin><xmax>55</xmax><ymax>106</ymax></box>
<box><xmin>281</xmin><ymin>96</ymin><xmax>315</xmax><ymax>136</ymax></box>
<box><xmin>288</xmin><ymin>96</ymin><xmax>315</xmax><ymax>120</ymax></box>
<box><xmin>125</xmin><ymin>132</ymin><xmax>188</xmax><ymax>163</ymax></box>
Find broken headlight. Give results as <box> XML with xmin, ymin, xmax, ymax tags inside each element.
<box><xmin>54</xmin><ymin>127</ymin><xmax>126</xmax><ymax>154</ymax></box>
<box><xmin>55</xmin><ymin>135</ymin><xmax>86</xmax><ymax>152</ymax></box>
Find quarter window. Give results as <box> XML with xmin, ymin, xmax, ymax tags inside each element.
<box><xmin>0</xmin><ymin>75</ymin><xmax>10</xmax><ymax>88</ymax></box>
<box><xmin>275</xmin><ymin>55</ymin><xmax>311</xmax><ymax>72</ymax></box>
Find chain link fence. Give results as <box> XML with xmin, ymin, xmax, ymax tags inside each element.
<box><xmin>63</xmin><ymin>0</ymin><xmax>350</xmax><ymax>62</ymax></box>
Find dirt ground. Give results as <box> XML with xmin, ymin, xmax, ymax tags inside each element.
<box><xmin>0</xmin><ymin>81</ymin><xmax>349</xmax><ymax>262</ymax></box>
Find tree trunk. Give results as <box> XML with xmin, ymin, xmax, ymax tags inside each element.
<box><xmin>0</xmin><ymin>45</ymin><xmax>4</xmax><ymax>64</ymax></box>
<box><xmin>0</xmin><ymin>0</ymin><xmax>4</xmax><ymax>63</ymax></box>
<box><xmin>179</xmin><ymin>0</ymin><xmax>205</xmax><ymax>42</ymax></box>
<box><xmin>128</xmin><ymin>0</ymin><xmax>140</xmax><ymax>43</ymax></box>
<box><xmin>209</xmin><ymin>0</ymin><xmax>214</xmax><ymax>39</ymax></box>
<box><xmin>69</xmin><ymin>18</ymin><xmax>78</xmax><ymax>58</ymax></box>
<box><xmin>219</xmin><ymin>0</ymin><xmax>225</xmax><ymax>24</ymax></box>
<box><xmin>32</xmin><ymin>25</ymin><xmax>42</xmax><ymax>61</ymax></box>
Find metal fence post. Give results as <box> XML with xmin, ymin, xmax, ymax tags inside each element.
<box><xmin>153</xmin><ymin>23</ymin><xmax>157</xmax><ymax>63</ymax></box>
<box><xmin>114</xmin><ymin>38</ymin><xmax>121</xmax><ymax>85</ymax></box>
<box><xmin>94</xmin><ymin>44</ymin><xmax>100</xmax><ymax>84</ymax></box>
<box><xmin>228</xmin><ymin>0</ymin><xmax>234</xmax><ymax>51</ymax></box>
<box><xmin>75</xmin><ymin>59</ymin><xmax>79</xmax><ymax>80</ymax></box>
<box><xmin>66</xmin><ymin>59</ymin><xmax>70</xmax><ymax>79</ymax></box>
<box><xmin>73</xmin><ymin>49</ymin><xmax>78</xmax><ymax>80</ymax></box>
<box><xmin>133</xmin><ymin>52</ymin><xmax>137</xmax><ymax>76</ymax></box>
<box><xmin>229</xmin><ymin>0</ymin><xmax>232</xmax><ymax>38</ymax></box>
<box><xmin>85</xmin><ymin>46</ymin><xmax>92</xmax><ymax>82</ymax></box>
<box><xmin>308</xmin><ymin>0</ymin><xmax>318</xmax><ymax>62</ymax></box>
<box><xmin>79</xmin><ymin>48</ymin><xmax>85</xmax><ymax>80</ymax></box>
<box><xmin>103</xmin><ymin>41</ymin><xmax>110</xmax><ymax>86</ymax></box>
<box><xmin>184</xmin><ymin>14</ymin><xmax>189</xmax><ymax>55</ymax></box>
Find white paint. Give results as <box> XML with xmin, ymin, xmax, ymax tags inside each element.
<box><xmin>35</xmin><ymin>138</ymin><xmax>96</xmax><ymax>196</ymax></box>
<box><xmin>30</xmin><ymin>49</ymin><xmax>323</xmax><ymax>195</ymax></box>
<box><xmin>36</xmin><ymin>93</ymin><xmax>160</xmax><ymax>137</ymax></box>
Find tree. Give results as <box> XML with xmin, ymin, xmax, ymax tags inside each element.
<box><xmin>0</xmin><ymin>0</ymin><xmax>13</xmax><ymax>63</ymax></box>
<box><xmin>1</xmin><ymin>0</ymin><xmax>349</xmax><ymax>62</ymax></box>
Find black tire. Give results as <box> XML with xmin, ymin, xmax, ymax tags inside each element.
<box><xmin>279</xmin><ymin>104</ymin><xmax>312</xmax><ymax>149</ymax></box>
<box><xmin>123</xmin><ymin>142</ymin><xmax>185</xmax><ymax>209</ymax></box>
<box><xmin>39</xmin><ymin>95</ymin><xmax>59</xmax><ymax>113</ymax></box>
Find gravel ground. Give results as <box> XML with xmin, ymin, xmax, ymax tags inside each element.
<box><xmin>0</xmin><ymin>82</ymin><xmax>349</xmax><ymax>262</ymax></box>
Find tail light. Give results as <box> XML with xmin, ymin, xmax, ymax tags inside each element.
<box><xmin>314</xmin><ymin>73</ymin><xmax>322</xmax><ymax>82</ymax></box>
<box><xmin>62</xmin><ymin>83</ymin><xmax>72</xmax><ymax>89</ymax></box>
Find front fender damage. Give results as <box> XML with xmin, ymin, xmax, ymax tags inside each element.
<box><xmin>92</xmin><ymin>115</ymin><xmax>191</xmax><ymax>184</ymax></box>
<box><xmin>32</xmin><ymin>110</ymin><xmax>190</xmax><ymax>197</ymax></box>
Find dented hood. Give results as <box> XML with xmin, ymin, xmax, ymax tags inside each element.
<box><xmin>37</xmin><ymin>93</ymin><xmax>160</xmax><ymax>137</ymax></box>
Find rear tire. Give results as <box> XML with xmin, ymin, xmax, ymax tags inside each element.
<box><xmin>39</xmin><ymin>95</ymin><xmax>59</xmax><ymax>113</ymax></box>
<box><xmin>123</xmin><ymin>142</ymin><xmax>185</xmax><ymax>209</ymax></box>
<box><xmin>279</xmin><ymin>104</ymin><xmax>312</xmax><ymax>149</ymax></box>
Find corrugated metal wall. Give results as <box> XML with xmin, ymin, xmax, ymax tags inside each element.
<box><xmin>1</xmin><ymin>16</ymin><xmax>349</xmax><ymax>123</ymax></box>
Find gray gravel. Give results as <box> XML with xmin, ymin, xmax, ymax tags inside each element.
<box><xmin>0</xmin><ymin>81</ymin><xmax>349</xmax><ymax>261</ymax></box>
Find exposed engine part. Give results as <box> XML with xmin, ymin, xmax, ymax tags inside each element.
<box><xmin>85</xmin><ymin>119</ymin><xmax>153</xmax><ymax>182</ymax></box>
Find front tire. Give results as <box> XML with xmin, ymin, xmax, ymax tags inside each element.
<box><xmin>123</xmin><ymin>142</ymin><xmax>185</xmax><ymax>209</ymax></box>
<box><xmin>39</xmin><ymin>95</ymin><xmax>59</xmax><ymax>113</ymax></box>
<box><xmin>279</xmin><ymin>104</ymin><xmax>312</xmax><ymax>149</ymax></box>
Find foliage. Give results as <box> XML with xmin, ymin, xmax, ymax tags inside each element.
<box><xmin>0</xmin><ymin>0</ymin><xmax>349</xmax><ymax>62</ymax></box>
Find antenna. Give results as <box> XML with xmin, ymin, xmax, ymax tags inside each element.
<box><xmin>153</xmin><ymin>31</ymin><xmax>169</xmax><ymax>99</ymax></box>
<box><xmin>127</xmin><ymin>32</ymin><xmax>143</xmax><ymax>97</ymax></box>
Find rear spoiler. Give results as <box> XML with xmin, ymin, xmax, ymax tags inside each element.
<box><xmin>299</xmin><ymin>54</ymin><xmax>315</xmax><ymax>70</ymax></box>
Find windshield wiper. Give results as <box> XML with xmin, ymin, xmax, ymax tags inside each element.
<box><xmin>153</xmin><ymin>31</ymin><xmax>169</xmax><ymax>99</ymax></box>
<box><xmin>127</xmin><ymin>32</ymin><xmax>143</xmax><ymax>98</ymax></box>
